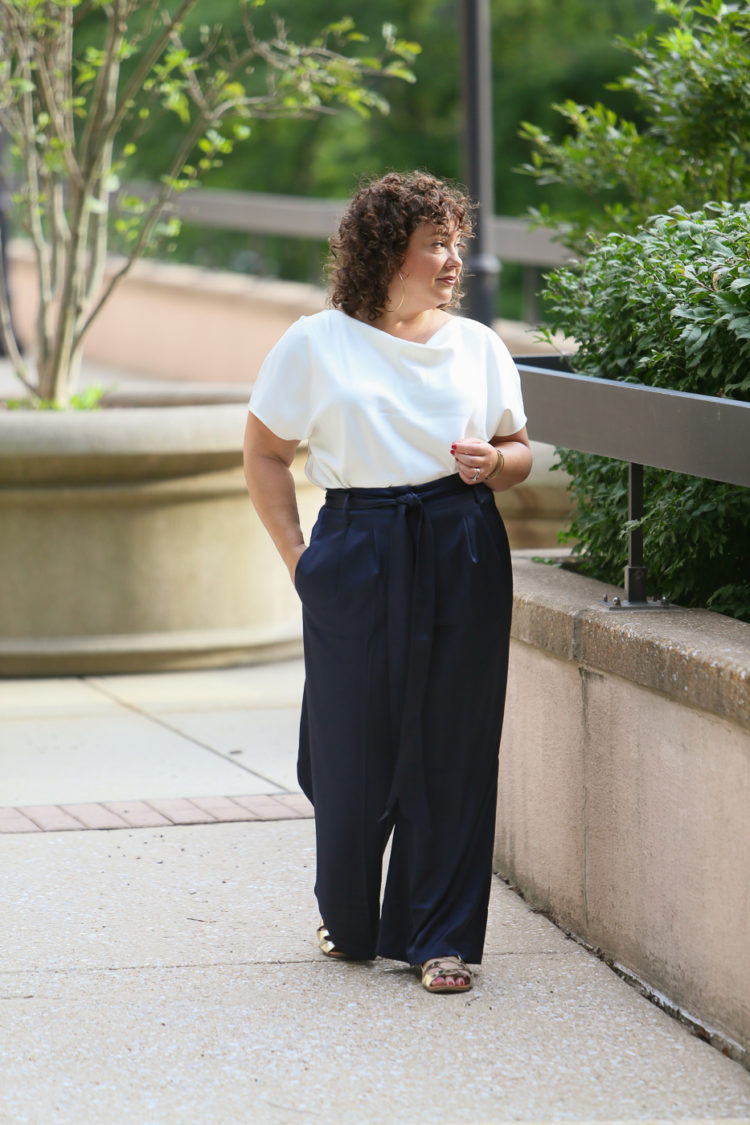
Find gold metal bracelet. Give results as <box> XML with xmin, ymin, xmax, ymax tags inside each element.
<box><xmin>485</xmin><ymin>445</ymin><xmax>504</xmax><ymax>481</ymax></box>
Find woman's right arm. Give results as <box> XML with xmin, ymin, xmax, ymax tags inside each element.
<box><xmin>243</xmin><ymin>412</ymin><xmax>306</xmax><ymax>585</ymax></box>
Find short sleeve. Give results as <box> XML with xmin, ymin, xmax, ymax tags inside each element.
<box><xmin>248</xmin><ymin>318</ymin><xmax>313</xmax><ymax>441</ymax></box>
<box><xmin>485</xmin><ymin>329</ymin><xmax>527</xmax><ymax>437</ymax></box>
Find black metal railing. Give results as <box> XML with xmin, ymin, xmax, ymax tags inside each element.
<box><xmin>514</xmin><ymin>355</ymin><xmax>750</xmax><ymax>607</ymax></box>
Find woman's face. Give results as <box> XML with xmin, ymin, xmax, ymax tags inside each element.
<box><xmin>389</xmin><ymin>222</ymin><xmax>464</xmax><ymax>314</ymax></box>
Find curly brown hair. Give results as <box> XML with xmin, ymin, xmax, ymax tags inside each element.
<box><xmin>327</xmin><ymin>171</ymin><xmax>475</xmax><ymax>322</ymax></box>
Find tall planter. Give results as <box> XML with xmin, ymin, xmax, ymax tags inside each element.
<box><xmin>0</xmin><ymin>391</ymin><xmax>573</xmax><ymax>677</ymax></box>
<box><xmin>0</xmin><ymin>403</ymin><xmax>319</xmax><ymax>675</ymax></box>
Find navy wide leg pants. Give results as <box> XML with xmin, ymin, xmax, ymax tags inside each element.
<box><xmin>294</xmin><ymin>474</ymin><xmax>512</xmax><ymax>965</ymax></box>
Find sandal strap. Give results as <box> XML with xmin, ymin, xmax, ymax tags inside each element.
<box><xmin>423</xmin><ymin>956</ymin><xmax>467</xmax><ymax>972</ymax></box>
<box><xmin>421</xmin><ymin>956</ymin><xmax>471</xmax><ymax>985</ymax></box>
<box><xmin>317</xmin><ymin>921</ymin><xmax>346</xmax><ymax>958</ymax></box>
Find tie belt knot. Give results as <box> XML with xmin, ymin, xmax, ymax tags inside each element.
<box><xmin>395</xmin><ymin>492</ymin><xmax>423</xmax><ymax>511</ymax></box>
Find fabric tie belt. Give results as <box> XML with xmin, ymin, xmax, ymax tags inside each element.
<box><xmin>325</xmin><ymin>474</ymin><xmax>479</xmax><ymax>835</ymax></box>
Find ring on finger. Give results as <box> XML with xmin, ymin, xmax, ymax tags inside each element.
<box><xmin>472</xmin><ymin>467</ymin><xmax>481</xmax><ymax>482</ymax></box>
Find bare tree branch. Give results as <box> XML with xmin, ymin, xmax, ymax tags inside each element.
<box><xmin>0</xmin><ymin>229</ymin><xmax>36</xmax><ymax>394</ymax></box>
<box><xmin>34</xmin><ymin>17</ymin><xmax>84</xmax><ymax>190</ymax></box>
<box><xmin>79</xmin><ymin>0</ymin><xmax>128</xmax><ymax>178</ymax></box>
<box><xmin>107</xmin><ymin>0</ymin><xmax>201</xmax><ymax>143</ymax></box>
<box><xmin>75</xmin><ymin>112</ymin><xmax>213</xmax><ymax>343</ymax></box>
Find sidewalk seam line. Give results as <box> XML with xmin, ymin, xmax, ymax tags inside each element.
<box><xmin>82</xmin><ymin>677</ymin><xmax>296</xmax><ymax>792</ymax></box>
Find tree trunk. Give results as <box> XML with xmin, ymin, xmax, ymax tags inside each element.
<box><xmin>36</xmin><ymin>333</ymin><xmax>82</xmax><ymax>407</ymax></box>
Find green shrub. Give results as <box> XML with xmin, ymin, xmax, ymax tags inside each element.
<box><xmin>542</xmin><ymin>202</ymin><xmax>750</xmax><ymax>621</ymax></box>
<box><xmin>519</xmin><ymin>0</ymin><xmax>750</xmax><ymax>251</ymax></box>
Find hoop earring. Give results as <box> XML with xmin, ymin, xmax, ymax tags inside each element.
<box><xmin>387</xmin><ymin>272</ymin><xmax>406</xmax><ymax>314</ymax></box>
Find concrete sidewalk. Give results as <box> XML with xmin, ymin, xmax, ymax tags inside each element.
<box><xmin>2</xmin><ymin>661</ymin><xmax>750</xmax><ymax>1124</ymax></box>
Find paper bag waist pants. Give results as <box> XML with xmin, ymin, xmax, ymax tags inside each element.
<box><xmin>294</xmin><ymin>474</ymin><xmax>512</xmax><ymax>965</ymax></box>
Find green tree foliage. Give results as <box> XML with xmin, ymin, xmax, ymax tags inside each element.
<box><xmin>542</xmin><ymin>203</ymin><xmax>750</xmax><ymax>620</ymax></box>
<box><xmin>115</xmin><ymin>0</ymin><xmax>656</xmax><ymax>219</ymax></box>
<box><xmin>110</xmin><ymin>0</ymin><xmax>655</xmax><ymax>284</ymax></box>
<box><xmin>0</xmin><ymin>0</ymin><xmax>415</xmax><ymax>404</ymax></box>
<box><xmin>519</xmin><ymin>0</ymin><xmax>750</xmax><ymax>250</ymax></box>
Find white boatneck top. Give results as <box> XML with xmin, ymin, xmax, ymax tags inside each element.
<box><xmin>249</xmin><ymin>309</ymin><xmax>526</xmax><ymax>490</ymax></box>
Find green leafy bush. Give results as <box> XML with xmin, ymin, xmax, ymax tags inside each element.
<box><xmin>542</xmin><ymin>202</ymin><xmax>750</xmax><ymax>621</ymax></box>
<box><xmin>519</xmin><ymin>0</ymin><xmax>750</xmax><ymax>251</ymax></box>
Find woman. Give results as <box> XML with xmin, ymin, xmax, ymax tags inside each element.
<box><xmin>244</xmin><ymin>171</ymin><xmax>532</xmax><ymax>993</ymax></box>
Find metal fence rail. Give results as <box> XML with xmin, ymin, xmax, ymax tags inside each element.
<box><xmin>515</xmin><ymin>356</ymin><xmax>750</xmax><ymax>488</ymax></box>
<box><xmin>129</xmin><ymin>183</ymin><xmax>569</xmax><ymax>321</ymax></box>
<box><xmin>514</xmin><ymin>356</ymin><xmax>750</xmax><ymax>606</ymax></box>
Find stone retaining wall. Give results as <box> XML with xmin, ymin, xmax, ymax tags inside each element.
<box><xmin>6</xmin><ymin>240</ymin><xmax>555</xmax><ymax>383</ymax></box>
<box><xmin>497</xmin><ymin>553</ymin><xmax>750</xmax><ymax>1061</ymax></box>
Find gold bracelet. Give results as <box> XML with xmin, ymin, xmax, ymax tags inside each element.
<box><xmin>485</xmin><ymin>445</ymin><xmax>504</xmax><ymax>481</ymax></box>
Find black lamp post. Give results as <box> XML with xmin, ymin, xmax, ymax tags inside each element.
<box><xmin>460</xmin><ymin>0</ymin><xmax>500</xmax><ymax>326</ymax></box>
<box><xmin>0</xmin><ymin>127</ymin><xmax>11</xmax><ymax>357</ymax></box>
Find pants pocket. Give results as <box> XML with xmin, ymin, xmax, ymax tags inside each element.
<box><xmin>297</xmin><ymin>515</ymin><xmax>382</xmax><ymax>636</ymax></box>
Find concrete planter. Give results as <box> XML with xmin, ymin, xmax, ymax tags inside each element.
<box><xmin>495</xmin><ymin>441</ymin><xmax>571</xmax><ymax>548</ymax></box>
<box><xmin>0</xmin><ymin>399</ymin><xmax>571</xmax><ymax>677</ymax></box>
<box><xmin>0</xmin><ymin>403</ymin><xmax>320</xmax><ymax>675</ymax></box>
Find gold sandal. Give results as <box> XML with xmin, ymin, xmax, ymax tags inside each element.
<box><xmin>317</xmin><ymin>921</ymin><xmax>348</xmax><ymax>959</ymax></box>
<box><xmin>419</xmin><ymin>956</ymin><xmax>472</xmax><ymax>993</ymax></box>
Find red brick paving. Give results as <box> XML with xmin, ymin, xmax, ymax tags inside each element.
<box><xmin>271</xmin><ymin>793</ymin><xmax>314</xmax><ymax>818</ymax></box>
<box><xmin>145</xmin><ymin>797</ymin><xmax>218</xmax><ymax>825</ymax></box>
<box><xmin>0</xmin><ymin>807</ymin><xmax>42</xmax><ymax>833</ymax></box>
<box><xmin>103</xmin><ymin>800</ymin><xmax>173</xmax><ymax>828</ymax></box>
<box><xmin>18</xmin><ymin>805</ymin><xmax>86</xmax><ymax>832</ymax></box>
<box><xmin>188</xmin><ymin>795</ymin><xmax>260</xmax><ymax>822</ymax></box>
<box><xmin>232</xmin><ymin>794</ymin><xmax>304</xmax><ymax>820</ymax></box>
<box><xmin>0</xmin><ymin>794</ymin><xmax>313</xmax><ymax>833</ymax></box>
<box><xmin>61</xmin><ymin>803</ymin><xmax>130</xmax><ymax>830</ymax></box>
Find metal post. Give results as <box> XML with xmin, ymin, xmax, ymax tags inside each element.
<box><xmin>460</xmin><ymin>0</ymin><xmax>500</xmax><ymax>326</ymax></box>
<box><xmin>0</xmin><ymin>126</ymin><xmax>10</xmax><ymax>357</ymax></box>
<box><xmin>624</xmin><ymin>462</ymin><xmax>648</xmax><ymax>603</ymax></box>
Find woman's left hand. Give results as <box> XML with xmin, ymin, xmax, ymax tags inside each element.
<box><xmin>451</xmin><ymin>438</ymin><xmax>499</xmax><ymax>485</ymax></box>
